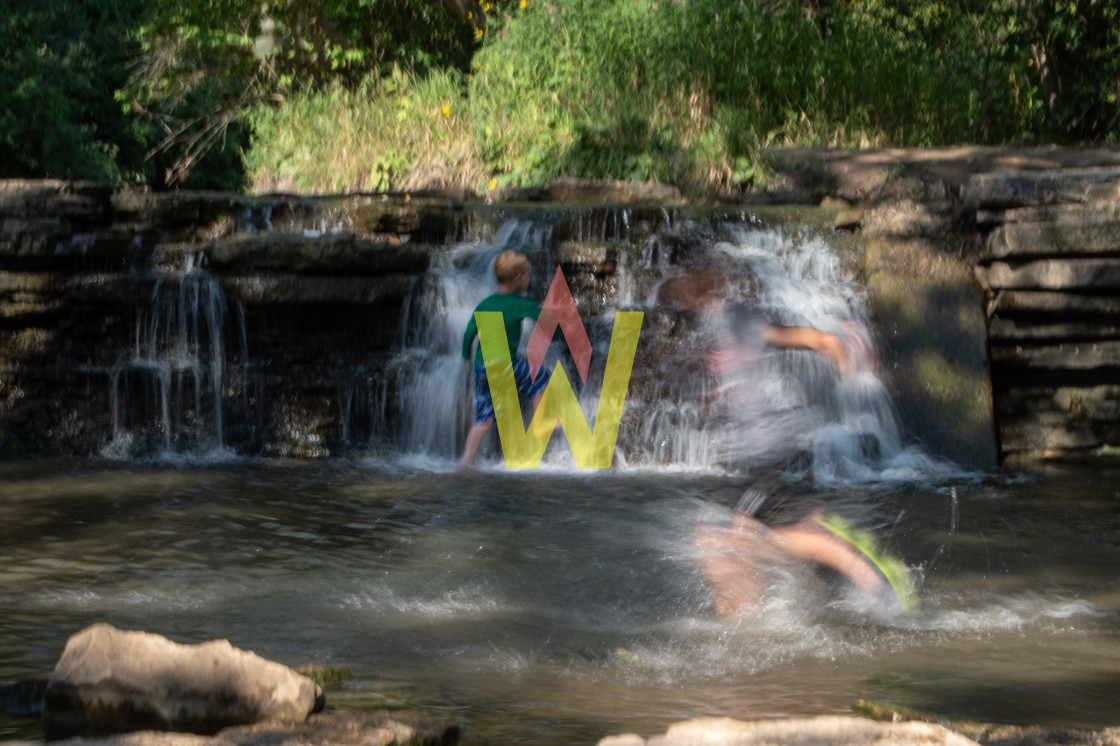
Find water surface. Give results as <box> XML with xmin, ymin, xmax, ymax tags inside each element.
<box><xmin>3</xmin><ymin>460</ymin><xmax>1119</xmax><ymax>743</ymax></box>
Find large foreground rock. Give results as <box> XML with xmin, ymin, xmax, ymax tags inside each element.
<box><xmin>29</xmin><ymin>711</ymin><xmax>461</xmax><ymax>746</ymax></box>
<box><xmin>598</xmin><ymin>715</ymin><xmax>979</xmax><ymax>745</ymax></box>
<box><xmin>42</xmin><ymin>625</ymin><xmax>323</xmax><ymax>740</ymax></box>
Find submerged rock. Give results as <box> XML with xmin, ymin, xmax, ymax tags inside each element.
<box><xmin>293</xmin><ymin>664</ymin><xmax>352</xmax><ymax>688</ymax></box>
<box><xmin>42</xmin><ymin>624</ymin><xmax>323</xmax><ymax>740</ymax></box>
<box><xmin>218</xmin><ymin>711</ymin><xmax>461</xmax><ymax>746</ymax></box>
<box><xmin>34</xmin><ymin>712</ymin><xmax>461</xmax><ymax>746</ymax></box>
<box><xmin>597</xmin><ymin>715</ymin><xmax>980</xmax><ymax>745</ymax></box>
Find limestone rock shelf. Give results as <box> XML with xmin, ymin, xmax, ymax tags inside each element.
<box><xmin>967</xmin><ymin>169</ymin><xmax>1120</xmax><ymax>460</ymax></box>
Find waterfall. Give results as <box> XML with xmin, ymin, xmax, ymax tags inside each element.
<box><xmin>622</xmin><ymin>223</ymin><xmax>947</xmax><ymax>480</ymax></box>
<box><xmin>384</xmin><ymin>214</ymin><xmax>942</xmax><ymax>478</ymax></box>
<box><xmin>386</xmin><ymin>219</ymin><xmax>558</xmax><ymax>462</ymax></box>
<box><xmin>89</xmin><ymin>205</ymin><xmax>950</xmax><ymax>476</ymax></box>
<box><xmin>103</xmin><ymin>261</ymin><xmax>243</xmax><ymax>460</ymax></box>
<box><xmin>716</xmin><ymin>227</ymin><xmax>899</xmax><ymax>480</ymax></box>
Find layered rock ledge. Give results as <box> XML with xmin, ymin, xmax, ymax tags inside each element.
<box><xmin>4</xmin><ymin>146</ymin><xmax>1120</xmax><ymax>464</ymax></box>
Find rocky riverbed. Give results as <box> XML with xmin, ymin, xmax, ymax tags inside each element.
<box><xmin>4</xmin><ymin>622</ymin><xmax>1120</xmax><ymax>746</ymax></box>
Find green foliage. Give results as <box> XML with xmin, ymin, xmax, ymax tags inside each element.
<box><xmin>466</xmin><ymin>0</ymin><xmax>692</xmax><ymax>187</ymax></box>
<box><xmin>567</xmin><ymin>117</ymin><xmax>680</xmax><ymax>183</ymax></box>
<box><xmin>5</xmin><ymin>0</ymin><xmax>1120</xmax><ymax>192</ymax></box>
<box><xmin>990</xmin><ymin>0</ymin><xmax>1120</xmax><ymax>141</ymax></box>
<box><xmin>244</xmin><ymin>67</ymin><xmax>481</xmax><ymax>194</ymax></box>
<box><xmin>121</xmin><ymin>0</ymin><xmax>476</xmax><ymax>186</ymax></box>
<box><xmin>820</xmin><ymin>0</ymin><xmax>1120</xmax><ymax>143</ymax></box>
<box><xmin>457</xmin><ymin>0</ymin><xmax>1120</xmax><ymax>194</ymax></box>
<box><xmin>0</xmin><ymin>0</ymin><xmax>154</xmax><ymax>184</ymax></box>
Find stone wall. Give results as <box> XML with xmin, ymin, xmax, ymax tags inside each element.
<box><xmin>849</xmin><ymin>175</ymin><xmax>997</xmax><ymax>471</ymax></box>
<box><xmin>0</xmin><ymin>181</ymin><xmax>439</xmax><ymax>457</ymax></box>
<box><xmin>0</xmin><ymin>181</ymin><xmax>676</xmax><ymax>459</ymax></box>
<box><xmin>6</xmin><ymin>172</ymin><xmax>1096</xmax><ymax>468</ymax></box>
<box><xmin>964</xmin><ymin>170</ymin><xmax>1120</xmax><ymax>463</ymax></box>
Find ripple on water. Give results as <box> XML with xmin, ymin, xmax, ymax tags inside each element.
<box><xmin>4</xmin><ymin>463</ymin><xmax>1120</xmax><ymax>737</ymax></box>
<box><xmin>338</xmin><ymin>582</ymin><xmax>520</xmax><ymax>621</ymax></box>
<box><xmin>919</xmin><ymin>592</ymin><xmax>1113</xmax><ymax>636</ymax></box>
<box><xmin>30</xmin><ymin>584</ymin><xmax>227</xmax><ymax>613</ymax></box>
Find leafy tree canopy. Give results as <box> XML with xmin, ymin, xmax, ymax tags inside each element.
<box><xmin>1</xmin><ymin>0</ymin><xmax>153</xmax><ymax>184</ymax></box>
<box><xmin>2</xmin><ymin>0</ymin><xmax>1118</xmax><ymax>189</ymax></box>
<box><xmin>121</xmin><ymin>0</ymin><xmax>482</xmax><ymax>185</ymax></box>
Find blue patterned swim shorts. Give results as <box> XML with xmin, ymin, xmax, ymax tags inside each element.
<box><xmin>473</xmin><ymin>358</ymin><xmax>552</xmax><ymax>424</ymax></box>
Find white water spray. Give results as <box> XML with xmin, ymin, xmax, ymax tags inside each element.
<box><xmin>619</xmin><ymin>223</ymin><xmax>953</xmax><ymax>479</ymax></box>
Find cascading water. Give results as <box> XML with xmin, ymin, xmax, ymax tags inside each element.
<box><xmin>387</xmin><ymin>219</ymin><xmax>558</xmax><ymax>463</ymax></box>
<box><xmin>383</xmin><ymin>212</ymin><xmax>951</xmax><ymax>478</ymax></box>
<box><xmin>701</xmin><ymin>225</ymin><xmax>949</xmax><ymax>482</ymax></box>
<box><xmin>91</xmin><ymin>205</ymin><xmax>952</xmax><ymax>478</ymax></box>
<box><xmin>103</xmin><ymin>259</ymin><xmax>244</xmax><ymax>460</ymax></box>
<box><xmin>614</xmin><ymin>222</ymin><xmax>887</xmax><ymax>475</ymax></box>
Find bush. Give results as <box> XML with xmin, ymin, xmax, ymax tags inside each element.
<box><xmin>121</xmin><ymin>0</ymin><xmax>480</xmax><ymax>187</ymax></box>
<box><xmin>0</xmin><ymin>0</ymin><xmax>154</xmax><ymax>184</ymax></box>
<box><xmin>464</xmin><ymin>0</ymin><xmax>1021</xmax><ymax>192</ymax></box>
<box><xmin>9</xmin><ymin>0</ymin><xmax>1117</xmax><ymax>192</ymax></box>
<box><xmin>245</xmin><ymin>67</ymin><xmax>483</xmax><ymax>194</ymax></box>
<box><xmin>241</xmin><ymin>0</ymin><xmax>1120</xmax><ymax>195</ymax></box>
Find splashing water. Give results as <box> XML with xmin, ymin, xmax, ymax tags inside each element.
<box><xmin>611</xmin><ymin>222</ymin><xmax>959</xmax><ymax>480</ymax></box>
<box><xmin>4</xmin><ymin>465</ymin><xmax>1118</xmax><ymax>743</ymax></box>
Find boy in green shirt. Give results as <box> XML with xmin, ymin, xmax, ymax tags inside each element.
<box><xmin>460</xmin><ymin>250</ymin><xmax>552</xmax><ymax>466</ymax></box>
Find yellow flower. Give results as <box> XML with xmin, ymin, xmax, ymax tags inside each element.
<box><xmin>476</xmin><ymin>27</ymin><xmax>484</xmax><ymax>38</ymax></box>
<box><xmin>489</xmin><ymin>178</ymin><xmax>498</xmax><ymax>191</ymax></box>
<box><xmin>484</xmin><ymin>2</ymin><xmax>491</xmax><ymax>9</ymax></box>
<box><xmin>520</xmin><ymin>0</ymin><xmax>527</xmax><ymax>7</ymax></box>
<box><xmin>441</xmin><ymin>104</ymin><xmax>450</xmax><ymax>117</ymax></box>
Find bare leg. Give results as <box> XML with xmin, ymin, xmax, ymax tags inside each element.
<box><xmin>695</xmin><ymin>513</ymin><xmax>783</xmax><ymax>618</ymax></box>
<box><xmin>770</xmin><ymin>516</ymin><xmax>886</xmax><ymax>597</ymax></box>
<box><xmin>461</xmin><ymin>419</ymin><xmax>493</xmax><ymax>467</ymax></box>
<box><xmin>697</xmin><ymin>511</ymin><xmax>887</xmax><ymax>618</ymax></box>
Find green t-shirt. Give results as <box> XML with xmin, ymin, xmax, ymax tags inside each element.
<box><xmin>462</xmin><ymin>292</ymin><xmax>542</xmax><ymax>365</ymax></box>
